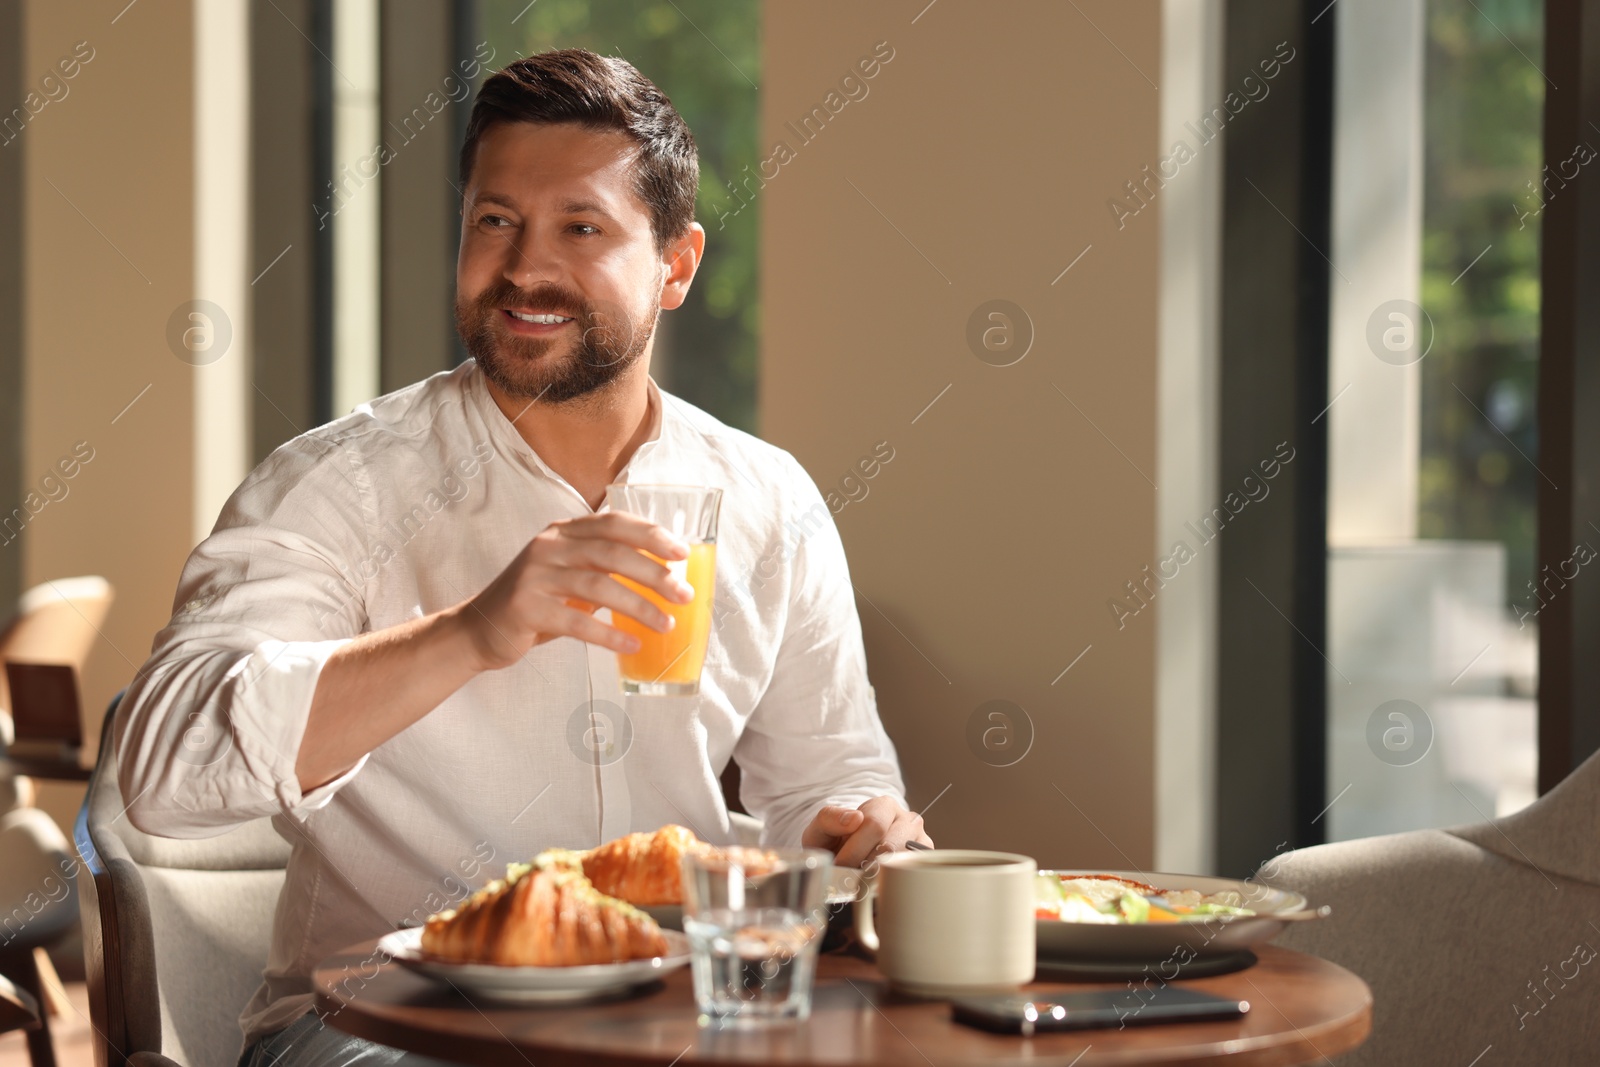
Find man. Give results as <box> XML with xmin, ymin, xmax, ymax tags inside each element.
<box><xmin>116</xmin><ymin>49</ymin><xmax>927</xmax><ymax>1065</ymax></box>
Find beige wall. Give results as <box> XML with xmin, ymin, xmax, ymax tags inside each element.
<box><xmin>21</xmin><ymin>0</ymin><xmax>197</xmax><ymax>821</ymax></box>
<box><xmin>761</xmin><ymin>1</ymin><xmax>1161</xmax><ymax>866</ymax></box>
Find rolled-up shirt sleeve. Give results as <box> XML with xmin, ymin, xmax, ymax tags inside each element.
<box><xmin>733</xmin><ymin>461</ymin><xmax>906</xmax><ymax>848</ymax></box>
<box><xmin>116</xmin><ymin>435</ymin><xmax>373</xmax><ymax>839</ymax></box>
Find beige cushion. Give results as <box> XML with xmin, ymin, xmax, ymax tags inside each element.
<box><xmin>0</xmin><ymin>806</ymin><xmax>77</xmax><ymax>948</ymax></box>
<box><xmin>84</xmin><ymin>698</ymin><xmax>287</xmax><ymax>1067</ymax></box>
<box><xmin>141</xmin><ymin>865</ymin><xmax>285</xmax><ymax>1067</ymax></box>
<box><xmin>1451</xmin><ymin>746</ymin><xmax>1600</xmax><ymax>887</ymax></box>
<box><xmin>118</xmin><ymin>813</ymin><xmax>291</xmax><ymax>872</ymax></box>
<box><xmin>1268</xmin><ymin>828</ymin><xmax>1600</xmax><ymax>1065</ymax></box>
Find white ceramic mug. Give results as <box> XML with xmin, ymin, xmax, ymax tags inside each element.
<box><xmin>855</xmin><ymin>849</ymin><xmax>1037</xmax><ymax>995</ymax></box>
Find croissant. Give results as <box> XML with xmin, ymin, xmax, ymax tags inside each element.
<box><xmin>581</xmin><ymin>824</ymin><xmax>706</xmax><ymax>905</ymax></box>
<box><xmin>420</xmin><ymin>864</ymin><xmax>667</xmax><ymax>966</ymax></box>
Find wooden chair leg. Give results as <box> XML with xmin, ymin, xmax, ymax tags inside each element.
<box><xmin>31</xmin><ymin>950</ymin><xmax>68</xmax><ymax>1019</ymax></box>
<box><xmin>0</xmin><ymin>950</ymin><xmax>56</xmax><ymax>1067</ymax></box>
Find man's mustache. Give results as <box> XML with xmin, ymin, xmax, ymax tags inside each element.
<box><xmin>478</xmin><ymin>282</ymin><xmax>588</xmax><ymax>319</ymax></box>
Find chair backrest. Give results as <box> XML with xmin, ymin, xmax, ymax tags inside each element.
<box><xmin>0</xmin><ymin>577</ymin><xmax>113</xmax><ymax>662</ymax></box>
<box><xmin>76</xmin><ymin>693</ymin><xmax>290</xmax><ymax>1067</ymax></box>
<box><xmin>7</xmin><ymin>662</ymin><xmax>83</xmax><ymax>750</ymax></box>
<box><xmin>1450</xmin><ymin>741</ymin><xmax>1600</xmax><ymax>886</ymax></box>
<box><xmin>0</xmin><ymin>576</ymin><xmax>113</xmax><ymax>746</ymax></box>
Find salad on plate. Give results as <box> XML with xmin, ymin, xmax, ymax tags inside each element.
<box><xmin>1035</xmin><ymin>872</ymin><xmax>1257</xmax><ymax>925</ymax></box>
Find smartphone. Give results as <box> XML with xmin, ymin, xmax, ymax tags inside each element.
<box><xmin>951</xmin><ymin>988</ymin><xmax>1249</xmax><ymax>1036</ymax></box>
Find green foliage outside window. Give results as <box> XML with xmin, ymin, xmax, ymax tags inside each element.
<box><xmin>1418</xmin><ymin>0</ymin><xmax>1544</xmax><ymax>609</ymax></box>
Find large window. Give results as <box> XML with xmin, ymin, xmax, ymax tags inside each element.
<box><xmin>1325</xmin><ymin>0</ymin><xmax>1544</xmax><ymax>842</ymax></box>
<box><xmin>477</xmin><ymin>0</ymin><xmax>762</xmax><ymax>432</ymax></box>
<box><xmin>1415</xmin><ymin>0</ymin><xmax>1543</xmax><ymax>811</ymax></box>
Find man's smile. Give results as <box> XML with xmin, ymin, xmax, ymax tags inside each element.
<box><xmin>502</xmin><ymin>308</ymin><xmax>576</xmax><ymax>334</ymax></box>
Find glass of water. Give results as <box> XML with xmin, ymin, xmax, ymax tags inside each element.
<box><xmin>680</xmin><ymin>846</ymin><xmax>832</xmax><ymax>1027</ymax></box>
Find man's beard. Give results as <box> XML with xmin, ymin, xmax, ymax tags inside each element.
<box><xmin>455</xmin><ymin>279</ymin><xmax>658</xmax><ymax>403</ymax></box>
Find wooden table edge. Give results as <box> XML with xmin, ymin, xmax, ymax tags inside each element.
<box><xmin>313</xmin><ymin>943</ymin><xmax>1374</xmax><ymax>1067</ymax></box>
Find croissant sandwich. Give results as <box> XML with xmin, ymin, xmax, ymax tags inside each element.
<box><xmin>420</xmin><ymin>825</ymin><xmax>782</xmax><ymax>965</ymax></box>
<box><xmin>580</xmin><ymin>824</ymin><xmax>705</xmax><ymax>906</ymax></box>
<box><xmin>580</xmin><ymin>824</ymin><xmax>783</xmax><ymax>905</ymax></box>
<box><xmin>420</xmin><ymin>863</ymin><xmax>667</xmax><ymax>966</ymax></box>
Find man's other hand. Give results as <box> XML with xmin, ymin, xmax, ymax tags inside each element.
<box><xmin>802</xmin><ymin>796</ymin><xmax>931</xmax><ymax>868</ymax></box>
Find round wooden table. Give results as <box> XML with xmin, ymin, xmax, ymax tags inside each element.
<box><xmin>313</xmin><ymin>942</ymin><xmax>1370</xmax><ymax>1066</ymax></box>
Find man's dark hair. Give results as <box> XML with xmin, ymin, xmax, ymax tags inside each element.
<box><xmin>460</xmin><ymin>49</ymin><xmax>699</xmax><ymax>250</ymax></box>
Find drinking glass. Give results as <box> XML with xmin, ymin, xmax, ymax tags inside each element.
<box><xmin>603</xmin><ymin>484</ymin><xmax>722</xmax><ymax>696</ymax></box>
<box><xmin>680</xmin><ymin>847</ymin><xmax>832</xmax><ymax>1027</ymax></box>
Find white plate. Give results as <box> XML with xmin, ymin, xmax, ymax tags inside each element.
<box><xmin>1035</xmin><ymin>869</ymin><xmax>1314</xmax><ymax>963</ymax></box>
<box><xmin>380</xmin><ymin>927</ymin><xmax>691</xmax><ymax>1003</ymax></box>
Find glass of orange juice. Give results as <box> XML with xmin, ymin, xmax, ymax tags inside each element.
<box><xmin>604</xmin><ymin>484</ymin><xmax>722</xmax><ymax>696</ymax></box>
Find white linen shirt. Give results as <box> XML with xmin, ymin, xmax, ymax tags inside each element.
<box><xmin>114</xmin><ymin>360</ymin><xmax>905</xmax><ymax>1045</ymax></box>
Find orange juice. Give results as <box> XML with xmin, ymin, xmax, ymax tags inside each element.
<box><xmin>613</xmin><ymin>542</ymin><xmax>717</xmax><ymax>693</ymax></box>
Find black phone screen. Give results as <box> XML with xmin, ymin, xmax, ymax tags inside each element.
<box><xmin>951</xmin><ymin>988</ymin><xmax>1250</xmax><ymax>1035</ymax></box>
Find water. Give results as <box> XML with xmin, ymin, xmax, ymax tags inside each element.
<box><xmin>683</xmin><ymin>907</ymin><xmax>821</xmax><ymax>1024</ymax></box>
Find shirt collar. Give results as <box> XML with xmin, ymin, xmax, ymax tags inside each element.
<box><xmin>467</xmin><ymin>360</ymin><xmax>670</xmax><ymax>491</ymax></box>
